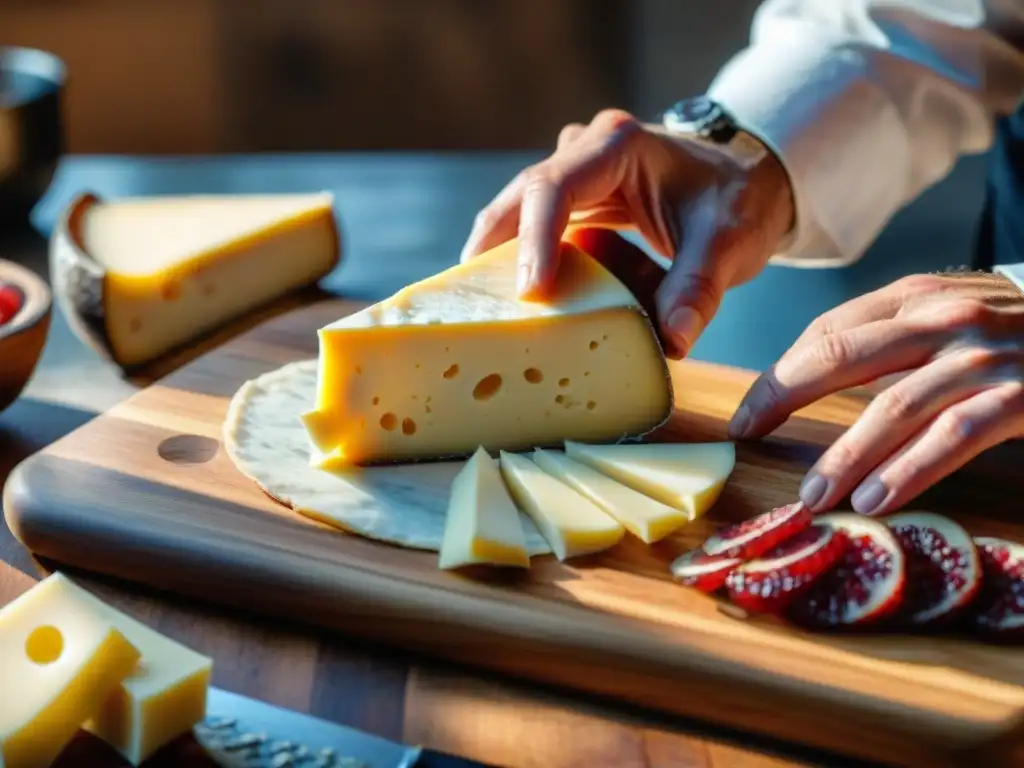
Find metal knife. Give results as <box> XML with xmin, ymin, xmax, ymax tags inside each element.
<box><xmin>194</xmin><ymin>687</ymin><xmax>492</xmax><ymax>768</ymax></box>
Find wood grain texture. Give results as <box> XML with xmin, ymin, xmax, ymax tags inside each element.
<box><xmin>5</xmin><ymin>298</ymin><xmax>1024</xmax><ymax>767</ymax></box>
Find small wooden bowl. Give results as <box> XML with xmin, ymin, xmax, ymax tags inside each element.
<box><xmin>0</xmin><ymin>259</ymin><xmax>52</xmax><ymax>413</ymax></box>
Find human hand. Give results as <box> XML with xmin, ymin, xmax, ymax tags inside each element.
<box><xmin>460</xmin><ymin>109</ymin><xmax>795</xmax><ymax>358</ymax></box>
<box><xmin>728</xmin><ymin>272</ymin><xmax>1024</xmax><ymax>516</ymax></box>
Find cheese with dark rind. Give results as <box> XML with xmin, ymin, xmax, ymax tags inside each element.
<box><xmin>49</xmin><ymin>191</ymin><xmax>341</xmax><ymax>369</ymax></box>
<box><xmin>301</xmin><ymin>236</ymin><xmax>673</xmax><ymax>467</ymax></box>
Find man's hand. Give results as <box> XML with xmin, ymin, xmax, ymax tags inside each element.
<box><xmin>460</xmin><ymin>109</ymin><xmax>794</xmax><ymax>358</ymax></box>
<box><xmin>729</xmin><ymin>272</ymin><xmax>1024</xmax><ymax>516</ymax></box>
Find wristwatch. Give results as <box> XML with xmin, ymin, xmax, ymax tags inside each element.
<box><xmin>660</xmin><ymin>96</ymin><xmax>768</xmax><ymax>168</ymax></box>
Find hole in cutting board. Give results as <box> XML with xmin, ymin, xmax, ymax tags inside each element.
<box><xmin>157</xmin><ymin>435</ymin><xmax>220</xmax><ymax>465</ymax></box>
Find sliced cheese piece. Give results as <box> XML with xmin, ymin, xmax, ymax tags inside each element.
<box><xmin>532</xmin><ymin>448</ymin><xmax>690</xmax><ymax>543</ymax></box>
<box><xmin>59</xmin><ymin>580</ymin><xmax>213</xmax><ymax>766</ymax></box>
<box><xmin>0</xmin><ymin>573</ymin><xmax>141</xmax><ymax>768</ymax></box>
<box><xmin>438</xmin><ymin>446</ymin><xmax>530</xmax><ymax>570</ymax></box>
<box><xmin>498</xmin><ymin>451</ymin><xmax>624</xmax><ymax>560</ymax></box>
<box><xmin>563</xmin><ymin>440</ymin><xmax>735</xmax><ymax>518</ymax></box>
<box><xmin>50</xmin><ymin>191</ymin><xmax>340</xmax><ymax>368</ymax></box>
<box><xmin>300</xmin><ymin>237</ymin><xmax>672</xmax><ymax>467</ymax></box>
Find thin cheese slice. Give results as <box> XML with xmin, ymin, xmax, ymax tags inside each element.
<box><xmin>300</xmin><ymin>237</ymin><xmax>672</xmax><ymax>467</ymax></box>
<box><xmin>563</xmin><ymin>441</ymin><xmax>735</xmax><ymax>518</ymax></box>
<box><xmin>498</xmin><ymin>451</ymin><xmax>624</xmax><ymax>560</ymax></box>
<box><xmin>62</xmin><ymin>580</ymin><xmax>213</xmax><ymax>766</ymax></box>
<box><xmin>0</xmin><ymin>573</ymin><xmax>141</xmax><ymax>768</ymax></box>
<box><xmin>532</xmin><ymin>448</ymin><xmax>691</xmax><ymax>543</ymax></box>
<box><xmin>52</xmin><ymin>191</ymin><xmax>340</xmax><ymax>368</ymax></box>
<box><xmin>438</xmin><ymin>446</ymin><xmax>531</xmax><ymax>569</ymax></box>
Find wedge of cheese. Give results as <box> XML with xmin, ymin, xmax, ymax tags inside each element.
<box><xmin>63</xmin><ymin>579</ymin><xmax>213</xmax><ymax>766</ymax></box>
<box><xmin>50</xmin><ymin>191</ymin><xmax>341</xmax><ymax>369</ymax></box>
<box><xmin>301</xmin><ymin>237</ymin><xmax>672</xmax><ymax>467</ymax></box>
<box><xmin>438</xmin><ymin>446</ymin><xmax>531</xmax><ymax>570</ymax></box>
<box><xmin>498</xmin><ymin>451</ymin><xmax>624</xmax><ymax>560</ymax></box>
<box><xmin>0</xmin><ymin>573</ymin><xmax>141</xmax><ymax>768</ymax></box>
<box><xmin>563</xmin><ymin>440</ymin><xmax>735</xmax><ymax>518</ymax></box>
<box><xmin>532</xmin><ymin>448</ymin><xmax>690</xmax><ymax>543</ymax></box>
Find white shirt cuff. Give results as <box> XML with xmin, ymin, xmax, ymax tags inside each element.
<box><xmin>708</xmin><ymin>31</ymin><xmax>911</xmax><ymax>268</ymax></box>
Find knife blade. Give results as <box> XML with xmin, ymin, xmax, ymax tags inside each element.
<box><xmin>194</xmin><ymin>687</ymin><xmax>491</xmax><ymax>768</ymax></box>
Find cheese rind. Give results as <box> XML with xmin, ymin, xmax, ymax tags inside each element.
<box><xmin>532</xmin><ymin>448</ymin><xmax>691</xmax><ymax>543</ymax></box>
<box><xmin>563</xmin><ymin>441</ymin><xmax>735</xmax><ymax>518</ymax></box>
<box><xmin>50</xmin><ymin>191</ymin><xmax>341</xmax><ymax>368</ymax></box>
<box><xmin>0</xmin><ymin>573</ymin><xmax>141</xmax><ymax>768</ymax></box>
<box><xmin>60</xmin><ymin>579</ymin><xmax>213</xmax><ymax>766</ymax></box>
<box><xmin>301</xmin><ymin>237</ymin><xmax>672</xmax><ymax>467</ymax></box>
<box><xmin>498</xmin><ymin>451</ymin><xmax>625</xmax><ymax>560</ymax></box>
<box><xmin>438</xmin><ymin>446</ymin><xmax>531</xmax><ymax>570</ymax></box>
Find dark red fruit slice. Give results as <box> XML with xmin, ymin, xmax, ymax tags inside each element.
<box><xmin>970</xmin><ymin>537</ymin><xmax>1024</xmax><ymax>638</ymax></box>
<box><xmin>0</xmin><ymin>282</ymin><xmax>23</xmax><ymax>325</ymax></box>
<box><xmin>701</xmin><ymin>502</ymin><xmax>812</xmax><ymax>560</ymax></box>
<box><xmin>885</xmin><ymin>512</ymin><xmax>981</xmax><ymax>625</ymax></box>
<box><xmin>670</xmin><ymin>549</ymin><xmax>742</xmax><ymax>592</ymax></box>
<box><xmin>724</xmin><ymin>524</ymin><xmax>847</xmax><ymax>614</ymax></box>
<box><xmin>787</xmin><ymin>513</ymin><xmax>905</xmax><ymax>629</ymax></box>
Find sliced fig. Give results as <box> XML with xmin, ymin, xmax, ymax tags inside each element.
<box><xmin>885</xmin><ymin>512</ymin><xmax>981</xmax><ymax>626</ymax></box>
<box><xmin>787</xmin><ymin>513</ymin><xmax>905</xmax><ymax>629</ymax></box>
<box><xmin>670</xmin><ymin>549</ymin><xmax>742</xmax><ymax>592</ymax></box>
<box><xmin>701</xmin><ymin>502</ymin><xmax>812</xmax><ymax>560</ymax></box>
<box><xmin>969</xmin><ymin>537</ymin><xmax>1024</xmax><ymax>639</ymax></box>
<box><xmin>724</xmin><ymin>524</ymin><xmax>847</xmax><ymax>614</ymax></box>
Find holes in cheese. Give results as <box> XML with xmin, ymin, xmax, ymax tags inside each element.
<box><xmin>301</xmin><ymin>238</ymin><xmax>672</xmax><ymax>467</ymax></box>
<box><xmin>51</xmin><ymin>191</ymin><xmax>340</xmax><ymax>369</ymax></box>
<box><xmin>438</xmin><ymin>447</ymin><xmax>531</xmax><ymax>570</ymax></box>
<box><xmin>472</xmin><ymin>373</ymin><xmax>503</xmax><ymax>401</ymax></box>
<box><xmin>25</xmin><ymin>625</ymin><xmax>64</xmax><ymax>665</ymax></box>
<box><xmin>563</xmin><ymin>440</ymin><xmax>736</xmax><ymax>519</ymax></box>
<box><xmin>0</xmin><ymin>573</ymin><xmax>142</xmax><ymax>768</ymax></box>
<box><xmin>498</xmin><ymin>451</ymin><xmax>625</xmax><ymax>561</ymax></box>
<box><xmin>532</xmin><ymin>448</ymin><xmax>691</xmax><ymax>543</ymax></box>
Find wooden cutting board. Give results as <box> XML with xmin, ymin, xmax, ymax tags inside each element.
<box><xmin>5</xmin><ymin>299</ymin><xmax>1024</xmax><ymax>768</ymax></box>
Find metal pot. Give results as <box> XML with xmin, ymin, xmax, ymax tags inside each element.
<box><xmin>0</xmin><ymin>46</ymin><xmax>66</xmax><ymax>228</ymax></box>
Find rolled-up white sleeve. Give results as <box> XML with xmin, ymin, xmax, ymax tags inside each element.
<box><xmin>707</xmin><ymin>0</ymin><xmax>1024</xmax><ymax>267</ymax></box>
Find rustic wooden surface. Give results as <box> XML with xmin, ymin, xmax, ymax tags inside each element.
<box><xmin>6</xmin><ymin>293</ymin><xmax>1024</xmax><ymax>768</ymax></box>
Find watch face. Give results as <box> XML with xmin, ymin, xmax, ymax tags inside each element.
<box><xmin>670</xmin><ymin>96</ymin><xmax>717</xmax><ymax>124</ymax></box>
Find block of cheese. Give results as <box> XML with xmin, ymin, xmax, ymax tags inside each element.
<box><xmin>563</xmin><ymin>440</ymin><xmax>735</xmax><ymax>518</ymax></box>
<box><xmin>301</xmin><ymin>237</ymin><xmax>672</xmax><ymax>467</ymax></box>
<box><xmin>531</xmin><ymin>448</ymin><xmax>691</xmax><ymax>543</ymax></box>
<box><xmin>0</xmin><ymin>573</ymin><xmax>141</xmax><ymax>768</ymax></box>
<box><xmin>498</xmin><ymin>451</ymin><xmax>624</xmax><ymax>560</ymax></box>
<box><xmin>57</xmin><ymin>579</ymin><xmax>213</xmax><ymax>766</ymax></box>
<box><xmin>50</xmin><ymin>190</ymin><xmax>341</xmax><ymax>369</ymax></box>
<box><xmin>438</xmin><ymin>446</ymin><xmax>531</xmax><ymax>570</ymax></box>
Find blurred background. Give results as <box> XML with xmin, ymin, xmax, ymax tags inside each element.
<box><xmin>0</xmin><ymin>0</ymin><xmax>991</xmax><ymax>370</ymax></box>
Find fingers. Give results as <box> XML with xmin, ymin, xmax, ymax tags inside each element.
<box><xmin>788</xmin><ymin>283</ymin><xmax>904</xmax><ymax>353</ymax></box>
<box><xmin>460</xmin><ymin>109</ymin><xmax>642</xmax><ymax>298</ymax></box>
<box><xmin>848</xmin><ymin>381</ymin><xmax>1024</xmax><ymax>516</ymax></box>
<box><xmin>729</xmin><ymin>317</ymin><xmax>939</xmax><ymax>439</ymax></box>
<box><xmin>460</xmin><ymin>170</ymin><xmax>530</xmax><ymax>264</ymax></box>
<box><xmin>557</xmin><ymin>122</ymin><xmax>586</xmax><ymax>149</ymax></box>
<box><xmin>796</xmin><ymin>348</ymin><xmax>998</xmax><ymax>511</ymax></box>
<box><xmin>653</xmin><ymin>188</ymin><xmax>729</xmax><ymax>358</ymax></box>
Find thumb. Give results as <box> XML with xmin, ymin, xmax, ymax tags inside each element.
<box><xmin>654</xmin><ymin>188</ymin><xmax>730</xmax><ymax>359</ymax></box>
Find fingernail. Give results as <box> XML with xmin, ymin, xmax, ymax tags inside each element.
<box><xmin>799</xmin><ymin>473</ymin><xmax>829</xmax><ymax>509</ymax></box>
<box><xmin>851</xmin><ymin>479</ymin><xmax>889</xmax><ymax>515</ymax></box>
<box><xmin>667</xmin><ymin>307</ymin><xmax>702</xmax><ymax>353</ymax></box>
<box><xmin>517</xmin><ymin>263</ymin><xmax>532</xmax><ymax>294</ymax></box>
<box><xmin>728</xmin><ymin>405</ymin><xmax>751</xmax><ymax>439</ymax></box>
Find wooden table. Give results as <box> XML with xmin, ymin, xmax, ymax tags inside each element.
<box><xmin>0</xmin><ymin>154</ymin><xmax>917</xmax><ymax>768</ymax></box>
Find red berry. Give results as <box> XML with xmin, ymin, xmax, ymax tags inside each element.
<box><xmin>0</xmin><ymin>282</ymin><xmax>24</xmax><ymax>325</ymax></box>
